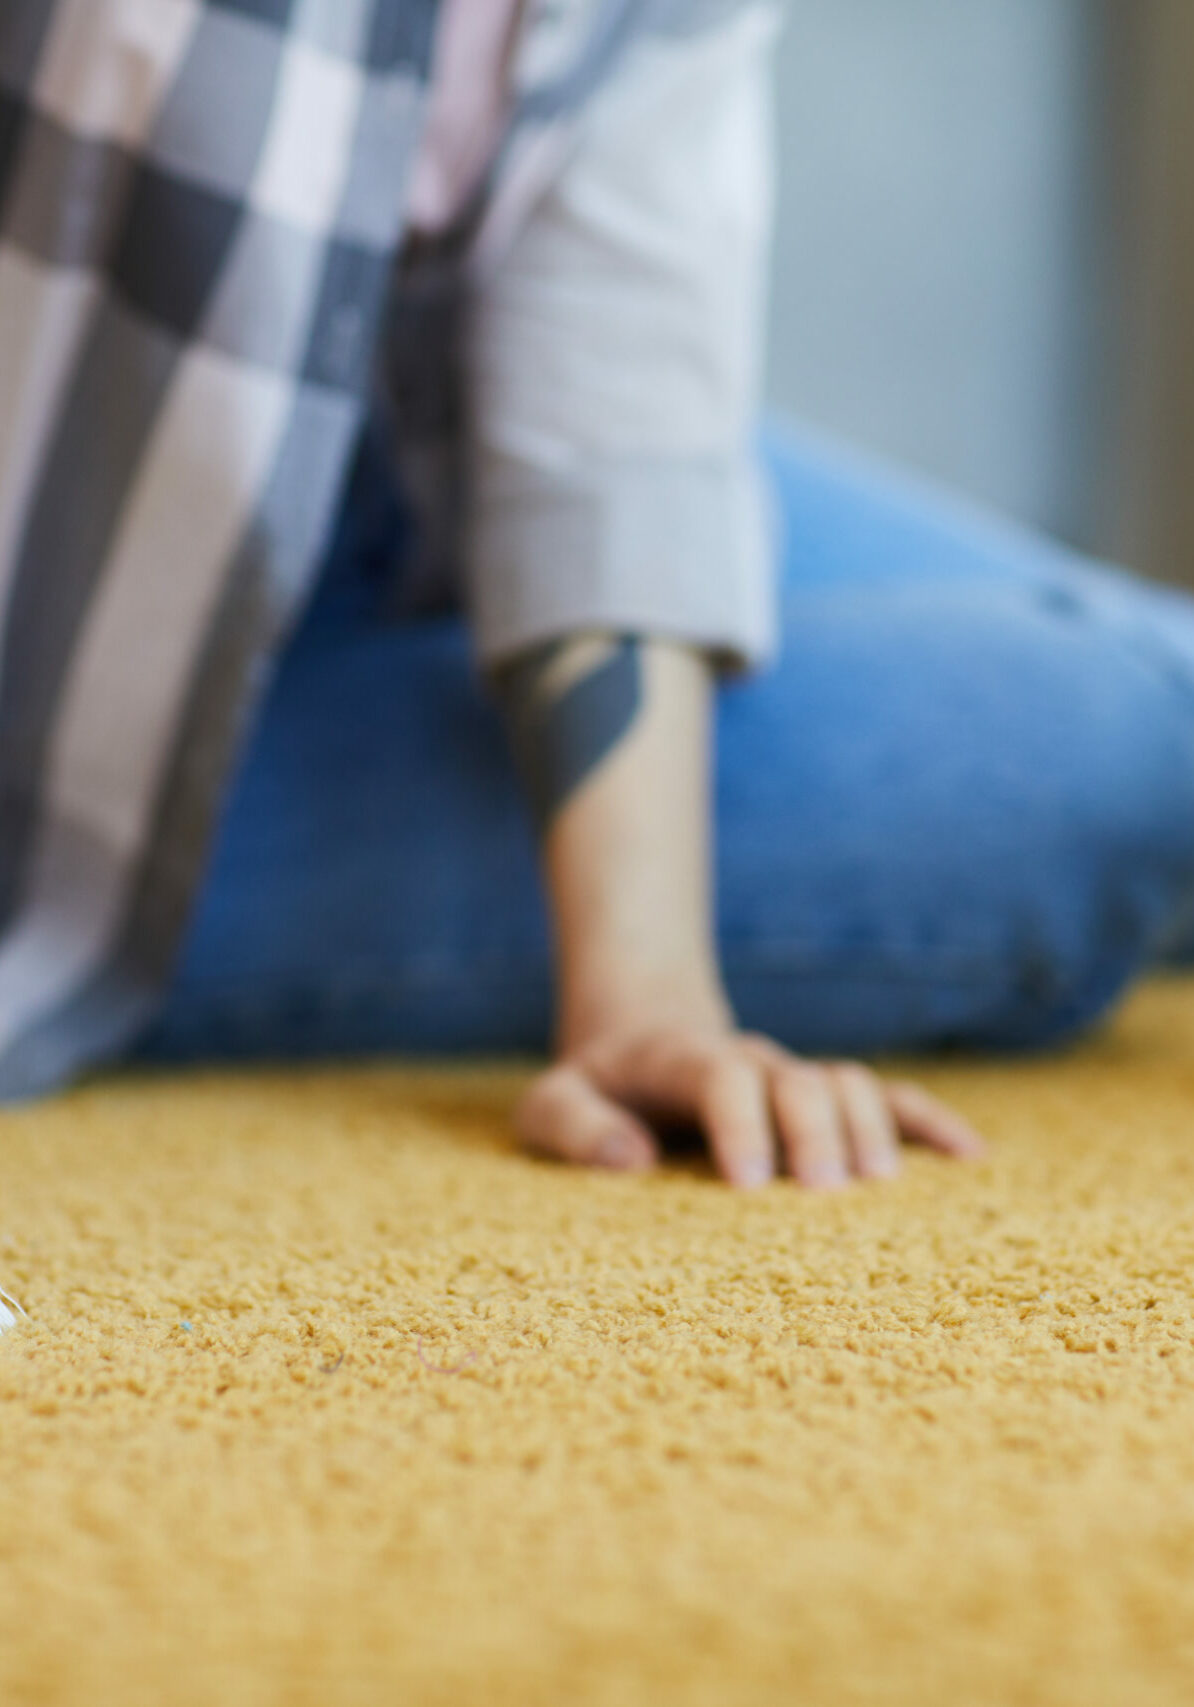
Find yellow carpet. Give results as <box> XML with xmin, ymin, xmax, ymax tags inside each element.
<box><xmin>3</xmin><ymin>982</ymin><xmax>1194</xmax><ymax>1707</ymax></box>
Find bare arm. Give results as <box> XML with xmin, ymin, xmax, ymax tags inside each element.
<box><xmin>496</xmin><ymin>634</ymin><xmax>987</xmax><ymax>1187</ymax></box>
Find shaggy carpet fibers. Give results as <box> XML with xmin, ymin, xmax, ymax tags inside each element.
<box><xmin>3</xmin><ymin>982</ymin><xmax>1194</xmax><ymax>1707</ymax></box>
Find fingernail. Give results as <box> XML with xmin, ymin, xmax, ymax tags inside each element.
<box><xmin>806</xmin><ymin>1163</ymin><xmax>849</xmax><ymax>1191</ymax></box>
<box><xmin>733</xmin><ymin>1158</ymin><xmax>773</xmax><ymax>1189</ymax></box>
<box><xmin>866</xmin><ymin>1156</ymin><xmax>901</xmax><ymax>1181</ymax></box>
<box><xmin>597</xmin><ymin>1133</ymin><xmax>646</xmax><ymax>1170</ymax></box>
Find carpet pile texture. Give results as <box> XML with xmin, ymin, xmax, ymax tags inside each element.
<box><xmin>2</xmin><ymin>980</ymin><xmax>1194</xmax><ymax>1706</ymax></box>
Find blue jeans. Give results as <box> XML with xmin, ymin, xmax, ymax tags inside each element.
<box><xmin>138</xmin><ymin>424</ymin><xmax>1194</xmax><ymax>1064</ymax></box>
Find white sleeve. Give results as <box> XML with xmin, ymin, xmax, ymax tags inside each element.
<box><xmin>466</xmin><ymin>2</ymin><xmax>782</xmax><ymax>672</ymax></box>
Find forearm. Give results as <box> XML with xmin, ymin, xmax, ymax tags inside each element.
<box><xmin>495</xmin><ymin>634</ymin><xmax>731</xmax><ymax>1053</ymax></box>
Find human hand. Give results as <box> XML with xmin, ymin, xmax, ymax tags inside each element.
<box><xmin>516</xmin><ymin>1024</ymin><xmax>986</xmax><ymax>1189</ymax></box>
<box><xmin>501</xmin><ymin>637</ymin><xmax>986</xmax><ymax>1189</ymax></box>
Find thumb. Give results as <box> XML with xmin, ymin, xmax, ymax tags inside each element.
<box><xmin>516</xmin><ymin>1063</ymin><xmax>658</xmax><ymax>1172</ymax></box>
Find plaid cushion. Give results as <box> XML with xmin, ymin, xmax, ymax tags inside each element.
<box><xmin>0</xmin><ymin>0</ymin><xmax>437</xmax><ymax>1097</ymax></box>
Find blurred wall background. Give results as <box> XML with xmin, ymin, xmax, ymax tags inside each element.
<box><xmin>765</xmin><ymin>0</ymin><xmax>1194</xmax><ymax>586</ymax></box>
<box><xmin>1110</xmin><ymin>0</ymin><xmax>1194</xmax><ymax>589</ymax></box>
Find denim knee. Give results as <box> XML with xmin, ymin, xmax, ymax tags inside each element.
<box><xmin>718</xmin><ymin>578</ymin><xmax>1194</xmax><ymax>1055</ymax></box>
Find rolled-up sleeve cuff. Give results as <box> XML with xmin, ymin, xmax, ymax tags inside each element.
<box><xmin>468</xmin><ymin>452</ymin><xmax>779</xmax><ymax>674</ymax></box>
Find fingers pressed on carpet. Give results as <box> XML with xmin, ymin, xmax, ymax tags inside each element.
<box><xmin>517</xmin><ymin>1065</ymin><xmax>658</xmax><ymax>1171</ymax></box>
<box><xmin>696</xmin><ymin>1052</ymin><xmax>775</xmax><ymax>1188</ymax></box>
<box><xmin>770</xmin><ymin>1063</ymin><xmax>851</xmax><ymax>1189</ymax></box>
<box><xmin>886</xmin><ymin>1080</ymin><xmax>988</xmax><ymax>1159</ymax></box>
<box><xmin>831</xmin><ymin>1063</ymin><xmax>903</xmax><ymax>1181</ymax></box>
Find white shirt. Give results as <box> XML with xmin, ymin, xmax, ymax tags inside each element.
<box><xmin>414</xmin><ymin>0</ymin><xmax>781</xmax><ymax>672</ymax></box>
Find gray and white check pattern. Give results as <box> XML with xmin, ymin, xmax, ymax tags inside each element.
<box><xmin>0</xmin><ymin>0</ymin><xmax>437</xmax><ymax>1098</ymax></box>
